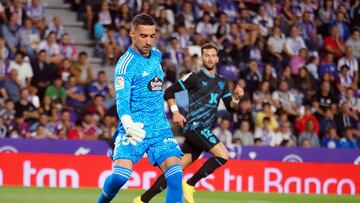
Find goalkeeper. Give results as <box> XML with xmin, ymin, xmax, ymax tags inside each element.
<box><xmin>97</xmin><ymin>13</ymin><xmax>183</xmax><ymax>203</ymax></box>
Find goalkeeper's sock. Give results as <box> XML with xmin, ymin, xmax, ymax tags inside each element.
<box><xmin>164</xmin><ymin>164</ymin><xmax>183</xmax><ymax>203</ymax></box>
<box><xmin>187</xmin><ymin>156</ymin><xmax>227</xmax><ymax>186</ymax></box>
<box><xmin>98</xmin><ymin>166</ymin><xmax>132</xmax><ymax>203</ymax></box>
<box><xmin>141</xmin><ymin>174</ymin><xmax>167</xmax><ymax>202</ymax></box>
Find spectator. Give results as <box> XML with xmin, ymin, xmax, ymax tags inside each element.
<box><xmin>173</xmin><ymin>24</ymin><xmax>192</xmax><ymax>49</ymax></box>
<box><xmin>0</xmin><ymin>99</ymin><xmax>15</xmax><ymax>127</ymax></box>
<box><xmin>59</xmin><ymin>33</ymin><xmax>78</xmax><ymax>62</ymax></box>
<box><xmin>100</xmin><ymin>27</ymin><xmax>120</xmax><ymax>65</ymax></box>
<box><xmin>240</xmin><ymin>60</ymin><xmax>261</xmax><ymax>96</ymax></box>
<box><xmin>289</xmin><ymin>48</ymin><xmax>307</xmax><ymax>76</ymax></box>
<box><xmin>22</xmin><ymin>18</ymin><xmax>40</xmax><ymax>56</ymax></box>
<box><xmin>339</xmin><ymin>127</ymin><xmax>358</xmax><ymax>149</ymax></box>
<box><xmin>330</xmin><ymin>11</ymin><xmax>350</xmax><ymax>41</ymax></box>
<box><xmin>2</xmin><ymin>12</ymin><xmax>24</xmax><ymax>57</ymax></box>
<box><xmin>317</xmin><ymin>0</ymin><xmax>335</xmax><ymax>35</ymax></box>
<box><xmin>272</xmin><ymin>80</ymin><xmax>299</xmax><ymax>116</ymax></box>
<box><xmin>28</xmin><ymin>85</ymin><xmax>40</xmax><ymax>108</ymax></box>
<box><xmin>233</xmin><ymin>97</ymin><xmax>254</xmax><ymax>130</ymax></box>
<box><xmin>8</xmin><ymin>51</ymin><xmax>33</xmax><ymax>88</ymax></box>
<box><xmin>57</xmin><ymin>109</ymin><xmax>74</xmax><ymax>135</ymax></box>
<box><xmin>285</xmin><ymin>26</ymin><xmax>307</xmax><ymax>58</ymax></box>
<box><xmin>335</xmin><ymin>102</ymin><xmax>358</xmax><ymax>135</ymax></box>
<box><xmin>321</xmin><ymin>127</ymin><xmax>341</xmax><ymax>149</ymax></box>
<box><xmin>70</xmin><ymin>52</ymin><xmax>93</xmax><ymax>85</ymax></box>
<box><xmin>273</xmin><ymin>121</ymin><xmax>296</xmax><ymax>146</ymax></box>
<box><xmin>38</xmin><ymin>95</ymin><xmax>55</xmax><ymax>117</ymax></box>
<box><xmin>65</xmin><ymin>75</ymin><xmax>86</xmax><ymax>111</ymax></box>
<box><xmin>254</xmin><ymin>117</ymin><xmax>276</xmax><ymax>146</ymax></box>
<box><xmin>116</xmin><ymin>26</ymin><xmax>131</xmax><ymax>55</ymax></box>
<box><xmin>233</xmin><ymin>120</ymin><xmax>254</xmax><ymax>146</ymax></box>
<box><xmin>298</xmin><ymin>120</ymin><xmax>320</xmax><ymax>147</ymax></box>
<box><xmin>253</xmin><ymin>5</ymin><xmax>273</xmax><ymax>38</ymax></box>
<box><xmin>313</xmin><ymin>81</ymin><xmax>338</xmax><ymax>117</ymax></box>
<box><xmin>86</xmin><ymin>94</ymin><xmax>107</xmax><ymax>118</ymax></box>
<box><xmin>46</xmin><ymin>16</ymin><xmax>65</xmax><ymax>40</ymax></box>
<box><xmin>4</xmin><ymin>69</ymin><xmax>21</xmax><ymax>102</ymax></box>
<box><xmin>253</xmin><ymin>81</ymin><xmax>272</xmax><ymax>112</ymax></box>
<box><xmin>0</xmin><ymin>117</ymin><xmax>7</xmax><ymax>138</ymax></box>
<box><xmin>213</xmin><ymin>117</ymin><xmax>232</xmax><ymax>146</ymax></box>
<box><xmin>112</xmin><ymin>3</ymin><xmax>132</xmax><ymax>28</ymax></box>
<box><xmin>31</xmin><ymin>50</ymin><xmax>57</xmax><ymax>99</ymax></box>
<box><xmin>255</xmin><ymin>102</ymin><xmax>278</xmax><ymax>130</ymax></box>
<box><xmin>340</xmin><ymin>87</ymin><xmax>360</xmax><ymax>114</ymax></box>
<box><xmin>323</xmin><ymin>26</ymin><xmax>345</xmax><ymax>60</ymax></box>
<box><xmin>15</xmin><ymin>88</ymin><xmax>39</xmax><ymax>123</ymax></box>
<box><xmin>97</xmin><ymin>1</ymin><xmax>112</xmax><ymax>27</ymax></box>
<box><xmin>5</xmin><ymin>0</ymin><xmax>27</xmax><ymax>26</ymax></box>
<box><xmin>26</xmin><ymin>0</ymin><xmax>45</xmax><ymax>22</ymax></box>
<box><xmin>306</xmin><ymin>56</ymin><xmax>319</xmax><ymax>80</ymax></box>
<box><xmin>218</xmin><ymin>0</ymin><xmax>237</xmax><ymax>22</ymax></box>
<box><xmin>10</xmin><ymin>114</ymin><xmax>30</xmax><ymax>138</ymax></box>
<box><xmin>67</xmin><ymin>120</ymin><xmax>83</xmax><ymax>140</ymax></box>
<box><xmin>57</xmin><ymin>58</ymin><xmax>72</xmax><ymax>82</ymax></box>
<box><xmin>319</xmin><ymin>108</ymin><xmax>337</xmax><ymax>136</ymax></box>
<box><xmin>195</xmin><ymin>12</ymin><xmax>214</xmax><ymax>38</ymax></box>
<box><xmin>81</xmin><ymin>112</ymin><xmax>99</xmax><ymax>140</ymax></box>
<box><xmin>157</xmin><ymin>9</ymin><xmax>173</xmax><ymax>36</ymax></box>
<box><xmin>88</xmin><ymin>71</ymin><xmax>114</xmax><ymax>108</ymax></box>
<box><xmin>267</xmin><ymin>26</ymin><xmax>286</xmax><ymax>73</ymax></box>
<box><xmin>319</xmin><ymin>52</ymin><xmax>337</xmax><ymax>79</ymax></box>
<box><xmin>346</xmin><ymin>29</ymin><xmax>360</xmax><ymax>60</ymax></box>
<box><xmin>297</xmin><ymin>11</ymin><xmax>318</xmax><ymax>51</ymax></box>
<box><xmin>38</xmin><ymin>31</ymin><xmax>63</xmax><ymax>64</ymax></box>
<box><xmin>212</xmin><ymin>12</ymin><xmax>230</xmax><ymax>48</ymax></box>
<box><xmin>336</xmin><ymin>65</ymin><xmax>355</xmax><ymax>94</ymax></box>
<box><xmin>45</xmin><ymin>77</ymin><xmax>66</xmax><ymax>104</ymax></box>
<box><xmin>295</xmin><ymin>105</ymin><xmax>320</xmax><ymax>134</ymax></box>
<box><xmin>337</xmin><ymin>46</ymin><xmax>359</xmax><ymax>80</ymax></box>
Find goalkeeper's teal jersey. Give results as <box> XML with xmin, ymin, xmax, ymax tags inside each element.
<box><xmin>113</xmin><ymin>47</ymin><xmax>171</xmax><ymax>140</ymax></box>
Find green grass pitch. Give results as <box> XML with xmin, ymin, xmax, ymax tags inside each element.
<box><xmin>1</xmin><ymin>186</ymin><xmax>359</xmax><ymax>203</ymax></box>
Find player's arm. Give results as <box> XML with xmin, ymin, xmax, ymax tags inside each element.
<box><xmin>164</xmin><ymin>72</ymin><xmax>198</xmax><ymax>127</ymax></box>
<box><xmin>222</xmin><ymin>83</ymin><xmax>244</xmax><ymax>112</ymax></box>
<box><xmin>114</xmin><ymin>66</ymin><xmax>145</xmax><ymax>146</ymax></box>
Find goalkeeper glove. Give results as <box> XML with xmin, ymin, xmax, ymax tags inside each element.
<box><xmin>121</xmin><ymin>115</ymin><xmax>146</xmax><ymax>146</ymax></box>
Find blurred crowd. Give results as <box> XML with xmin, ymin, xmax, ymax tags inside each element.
<box><xmin>0</xmin><ymin>0</ymin><xmax>360</xmax><ymax>150</ymax></box>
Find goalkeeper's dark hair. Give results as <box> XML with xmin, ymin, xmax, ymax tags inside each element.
<box><xmin>131</xmin><ymin>13</ymin><xmax>156</xmax><ymax>31</ymax></box>
<box><xmin>201</xmin><ymin>43</ymin><xmax>218</xmax><ymax>54</ymax></box>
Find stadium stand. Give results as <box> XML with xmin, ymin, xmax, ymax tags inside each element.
<box><xmin>0</xmin><ymin>0</ymin><xmax>359</xmax><ymax>149</ymax></box>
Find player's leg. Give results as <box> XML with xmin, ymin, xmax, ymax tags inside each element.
<box><xmin>99</xmin><ymin>134</ymin><xmax>144</xmax><ymax>203</ymax></box>
<box><xmin>138</xmin><ymin>139</ymin><xmax>202</xmax><ymax>202</ymax></box>
<box><xmin>182</xmin><ymin>128</ymin><xmax>228</xmax><ymax>203</ymax></box>
<box><xmin>186</xmin><ymin>142</ymin><xmax>228</xmax><ymax>186</ymax></box>
<box><xmin>98</xmin><ymin>159</ymin><xmax>133</xmax><ymax>203</ymax></box>
<box><xmin>145</xmin><ymin>132</ymin><xmax>184</xmax><ymax>203</ymax></box>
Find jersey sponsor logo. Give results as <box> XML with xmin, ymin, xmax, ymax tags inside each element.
<box><xmin>209</xmin><ymin>92</ymin><xmax>219</xmax><ymax>104</ymax></box>
<box><xmin>202</xmin><ymin>81</ymin><xmax>208</xmax><ymax>87</ymax></box>
<box><xmin>148</xmin><ymin>77</ymin><xmax>163</xmax><ymax>91</ymax></box>
<box><xmin>218</xmin><ymin>81</ymin><xmax>225</xmax><ymax>90</ymax></box>
<box><xmin>115</xmin><ymin>76</ymin><xmax>124</xmax><ymax>90</ymax></box>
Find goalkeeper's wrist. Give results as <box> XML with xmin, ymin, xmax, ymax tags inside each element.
<box><xmin>120</xmin><ymin>115</ymin><xmax>133</xmax><ymax>129</ymax></box>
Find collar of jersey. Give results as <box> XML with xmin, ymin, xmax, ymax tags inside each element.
<box><xmin>201</xmin><ymin>68</ymin><xmax>215</xmax><ymax>78</ymax></box>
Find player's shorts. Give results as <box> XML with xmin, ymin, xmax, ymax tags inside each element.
<box><xmin>113</xmin><ymin>127</ymin><xmax>183</xmax><ymax>166</ymax></box>
<box><xmin>181</xmin><ymin>126</ymin><xmax>220</xmax><ymax>161</ymax></box>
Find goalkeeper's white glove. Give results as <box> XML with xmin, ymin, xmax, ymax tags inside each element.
<box><xmin>121</xmin><ymin>115</ymin><xmax>146</xmax><ymax>146</ymax></box>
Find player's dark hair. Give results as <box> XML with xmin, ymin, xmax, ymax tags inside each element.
<box><xmin>131</xmin><ymin>13</ymin><xmax>156</xmax><ymax>31</ymax></box>
<box><xmin>201</xmin><ymin>43</ymin><xmax>218</xmax><ymax>54</ymax></box>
